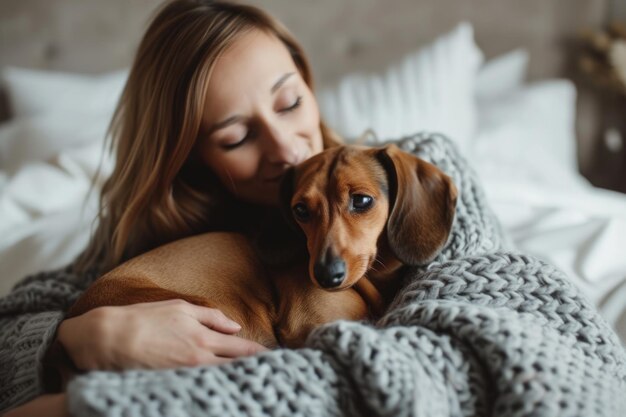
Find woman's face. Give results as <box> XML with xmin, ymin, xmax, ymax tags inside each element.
<box><xmin>197</xmin><ymin>29</ymin><xmax>324</xmax><ymax>206</ymax></box>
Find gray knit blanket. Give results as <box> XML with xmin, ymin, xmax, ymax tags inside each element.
<box><xmin>1</xmin><ymin>133</ymin><xmax>625</xmax><ymax>416</ymax></box>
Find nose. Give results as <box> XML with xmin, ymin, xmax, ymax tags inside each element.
<box><xmin>313</xmin><ymin>254</ymin><xmax>346</xmax><ymax>289</ymax></box>
<box><xmin>262</xmin><ymin>120</ymin><xmax>300</xmax><ymax>165</ymax></box>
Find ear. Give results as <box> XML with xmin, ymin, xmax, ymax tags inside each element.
<box><xmin>375</xmin><ymin>144</ymin><xmax>458</xmax><ymax>265</ymax></box>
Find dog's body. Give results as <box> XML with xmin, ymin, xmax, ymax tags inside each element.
<box><xmin>69</xmin><ymin>232</ymin><xmax>368</xmax><ymax>348</ymax></box>
<box><xmin>69</xmin><ymin>144</ymin><xmax>457</xmax><ymax>350</ymax></box>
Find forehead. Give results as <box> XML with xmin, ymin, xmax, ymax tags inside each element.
<box><xmin>209</xmin><ymin>29</ymin><xmax>295</xmax><ymax>79</ymax></box>
<box><xmin>293</xmin><ymin>147</ymin><xmax>388</xmax><ymax>197</ymax></box>
<box><xmin>205</xmin><ymin>29</ymin><xmax>297</xmax><ymax>100</ymax></box>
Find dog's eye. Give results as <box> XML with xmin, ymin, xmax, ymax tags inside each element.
<box><xmin>351</xmin><ymin>194</ymin><xmax>374</xmax><ymax>212</ymax></box>
<box><xmin>292</xmin><ymin>203</ymin><xmax>311</xmax><ymax>222</ymax></box>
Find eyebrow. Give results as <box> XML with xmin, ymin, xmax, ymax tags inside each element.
<box><xmin>271</xmin><ymin>72</ymin><xmax>295</xmax><ymax>94</ymax></box>
<box><xmin>206</xmin><ymin>72</ymin><xmax>296</xmax><ymax>134</ymax></box>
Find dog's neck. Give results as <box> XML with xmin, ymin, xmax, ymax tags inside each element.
<box><xmin>351</xmin><ymin>235</ymin><xmax>405</xmax><ymax>318</ymax></box>
<box><xmin>249</xmin><ymin>207</ymin><xmax>308</xmax><ymax>267</ymax></box>
<box><xmin>367</xmin><ymin>233</ymin><xmax>406</xmax><ymax>304</ymax></box>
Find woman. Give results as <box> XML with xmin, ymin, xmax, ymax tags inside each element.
<box><xmin>1</xmin><ymin>0</ymin><xmax>341</xmax><ymax>414</ymax></box>
<box><xmin>6</xmin><ymin>2</ymin><xmax>625</xmax><ymax>416</ymax></box>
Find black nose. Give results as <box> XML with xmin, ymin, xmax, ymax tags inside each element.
<box><xmin>313</xmin><ymin>258</ymin><xmax>346</xmax><ymax>288</ymax></box>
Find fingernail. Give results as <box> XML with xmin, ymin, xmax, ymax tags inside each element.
<box><xmin>228</xmin><ymin>319</ymin><xmax>242</xmax><ymax>329</ymax></box>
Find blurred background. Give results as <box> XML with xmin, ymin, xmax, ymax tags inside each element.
<box><xmin>1</xmin><ymin>0</ymin><xmax>625</xmax><ymax>192</ymax></box>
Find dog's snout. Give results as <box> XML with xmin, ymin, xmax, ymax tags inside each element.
<box><xmin>313</xmin><ymin>257</ymin><xmax>346</xmax><ymax>288</ymax></box>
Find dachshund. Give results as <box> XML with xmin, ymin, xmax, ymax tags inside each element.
<box><xmin>66</xmin><ymin>143</ymin><xmax>457</xmax><ymax>351</ymax></box>
<box><xmin>280</xmin><ymin>144</ymin><xmax>457</xmax><ymax>309</ymax></box>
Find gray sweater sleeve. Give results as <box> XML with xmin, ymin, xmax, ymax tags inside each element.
<box><xmin>0</xmin><ymin>264</ymin><xmax>100</xmax><ymax>411</ymax></box>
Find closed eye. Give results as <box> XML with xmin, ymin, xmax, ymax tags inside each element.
<box><xmin>280</xmin><ymin>96</ymin><xmax>302</xmax><ymax>113</ymax></box>
<box><xmin>217</xmin><ymin>95</ymin><xmax>302</xmax><ymax>151</ymax></box>
<box><xmin>221</xmin><ymin>129</ymin><xmax>255</xmax><ymax>150</ymax></box>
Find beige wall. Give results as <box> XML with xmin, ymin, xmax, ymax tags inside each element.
<box><xmin>0</xmin><ymin>0</ymin><xmax>609</xmax><ymax>85</ymax></box>
<box><xmin>612</xmin><ymin>0</ymin><xmax>626</xmax><ymax>19</ymax></box>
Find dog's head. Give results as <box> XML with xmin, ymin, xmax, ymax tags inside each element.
<box><xmin>280</xmin><ymin>144</ymin><xmax>457</xmax><ymax>291</ymax></box>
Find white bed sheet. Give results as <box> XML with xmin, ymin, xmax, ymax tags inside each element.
<box><xmin>480</xmin><ymin>171</ymin><xmax>626</xmax><ymax>343</ymax></box>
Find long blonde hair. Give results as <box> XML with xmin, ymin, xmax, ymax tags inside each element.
<box><xmin>77</xmin><ymin>0</ymin><xmax>341</xmax><ymax>273</ymax></box>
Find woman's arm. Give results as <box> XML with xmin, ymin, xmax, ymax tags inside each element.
<box><xmin>1</xmin><ymin>266</ymin><xmax>267</xmax><ymax>414</ymax></box>
<box><xmin>0</xmin><ymin>264</ymin><xmax>97</xmax><ymax>411</ymax></box>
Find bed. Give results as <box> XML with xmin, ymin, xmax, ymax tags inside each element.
<box><xmin>0</xmin><ymin>0</ymin><xmax>625</xmax><ymax>352</ymax></box>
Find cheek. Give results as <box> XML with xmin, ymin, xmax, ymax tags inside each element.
<box><xmin>348</xmin><ymin>207</ymin><xmax>389</xmax><ymax>247</ymax></box>
<box><xmin>203</xmin><ymin>149</ymin><xmax>261</xmax><ymax>185</ymax></box>
<box><xmin>300</xmin><ymin>94</ymin><xmax>323</xmax><ymax>150</ymax></box>
<box><xmin>305</xmin><ymin>96</ymin><xmax>320</xmax><ymax>127</ymax></box>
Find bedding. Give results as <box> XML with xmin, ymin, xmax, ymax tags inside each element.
<box><xmin>471</xmin><ymin>51</ymin><xmax>626</xmax><ymax>342</ymax></box>
<box><xmin>1</xmin><ymin>22</ymin><xmax>626</xmax><ymax>350</ymax></box>
<box><xmin>1</xmin><ymin>67</ymin><xmax>127</xmax><ymax>119</ymax></box>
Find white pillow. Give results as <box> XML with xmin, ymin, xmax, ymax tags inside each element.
<box><xmin>0</xmin><ymin>67</ymin><xmax>125</xmax><ymax>175</ymax></box>
<box><xmin>1</xmin><ymin>67</ymin><xmax>127</xmax><ymax>118</ymax></box>
<box><xmin>475</xmin><ymin>48</ymin><xmax>529</xmax><ymax>102</ymax></box>
<box><xmin>471</xmin><ymin>47</ymin><xmax>581</xmax><ymax>187</ymax></box>
<box><xmin>473</xmin><ymin>79</ymin><xmax>581</xmax><ymax>188</ymax></box>
<box><xmin>0</xmin><ymin>110</ymin><xmax>112</xmax><ymax>174</ymax></box>
<box><xmin>317</xmin><ymin>22</ymin><xmax>483</xmax><ymax>154</ymax></box>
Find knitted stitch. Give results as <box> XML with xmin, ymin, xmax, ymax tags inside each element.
<box><xmin>1</xmin><ymin>133</ymin><xmax>624</xmax><ymax>416</ymax></box>
<box><xmin>0</xmin><ymin>264</ymin><xmax>101</xmax><ymax>410</ymax></box>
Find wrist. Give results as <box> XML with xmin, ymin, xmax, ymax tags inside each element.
<box><xmin>55</xmin><ymin>318</ymin><xmax>79</xmax><ymax>364</ymax></box>
<box><xmin>56</xmin><ymin>319</ymin><xmax>70</xmax><ymax>348</ymax></box>
<box><xmin>42</xmin><ymin>320</ymin><xmax>80</xmax><ymax>392</ymax></box>
<box><xmin>58</xmin><ymin>307</ymin><xmax>118</xmax><ymax>371</ymax></box>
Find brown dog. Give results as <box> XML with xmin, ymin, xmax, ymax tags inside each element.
<box><xmin>67</xmin><ymin>144</ymin><xmax>457</xmax><ymax>350</ymax></box>
<box><xmin>280</xmin><ymin>144</ymin><xmax>457</xmax><ymax>306</ymax></box>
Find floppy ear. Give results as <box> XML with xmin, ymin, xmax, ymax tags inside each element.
<box><xmin>375</xmin><ymin>144</ymin><xmax>458</xmax><ymax>265</ymax></box>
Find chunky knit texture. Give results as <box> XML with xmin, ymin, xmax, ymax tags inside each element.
<box><xmin>1</xmin><ymin>133</ymin><xmax>625</xmax><ymax>416</ymax></box>
<box><xmin>0</xmin><ymin>263</ymin><xmax>101</xmax><ymax>411</ymax></box>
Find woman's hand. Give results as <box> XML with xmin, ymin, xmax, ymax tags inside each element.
<box><xmin>2</xmin><ymin>394</ymin><xmax>68</xmax><ymax>417</ymax></box>
<box><xmin>57</xmin><ymin>299</ymin><xmax>268</xmax><ymax>370</ymax></box>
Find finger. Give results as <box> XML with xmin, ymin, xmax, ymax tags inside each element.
<box><xmin>208</xmin><ymin>355</ymin><xmax>235</xmax><ymax>366</ymax></box>
<box><xmin>184</xmin><ymin>350</ymin><xmax>234</xmax><ymax>367</ymax></box>
<box><xmin>188</xmin><ymin>305</ymin><xmax>242</xmax><ymax>334</ymax></box>
<box><xmin>207</xmin><ymin>333</ymin><xmax>269</xmax><ymax>358</ymax></box>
